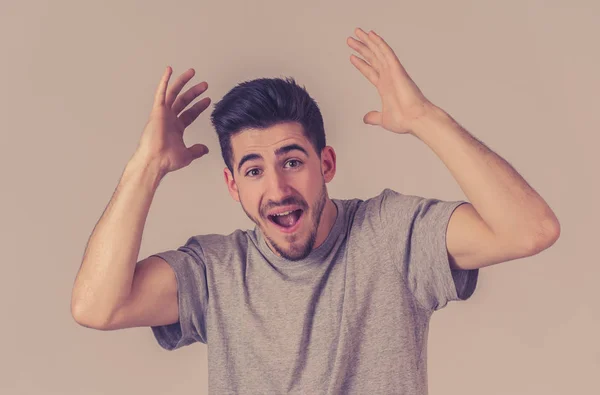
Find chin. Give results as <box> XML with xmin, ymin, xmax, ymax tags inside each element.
<box><xmin>266</xmin><ymin>225</ymin><xmax>317</xmax><ymax>261</ymax></box>
<box><xmin>275</xmin><ymin>243</ymin><xmax>313</xmax><ymax>261</ymax></box>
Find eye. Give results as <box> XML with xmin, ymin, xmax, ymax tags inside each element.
<box><xmin>245</xmin><ymin>160</ymin><xmax>302</xmax><ymax>178</ymax></box>
<box><xmin>245</xmin><ymin>168</ymin><xmax>261</xmax><ymax>177</ymax></box>
<box><xmin>285</xmin><ymin>159</ymin><xmax>302</xmax><ymax>168</ymax></box>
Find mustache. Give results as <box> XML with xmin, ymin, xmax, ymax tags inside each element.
<box><xmin>262</xmin><ymin>198</ymin><xmax>306</xmax><ymax>216</ymax></box>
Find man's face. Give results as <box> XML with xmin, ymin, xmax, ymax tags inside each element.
<box><xmin>224</xmin><ymin>122</ymin><xmax>335</xmax><ymax>261</ymax></box>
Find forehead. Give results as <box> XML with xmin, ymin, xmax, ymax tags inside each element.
<box><xmin>231</xmin><ymin>122</ymin><xmax>311</xmax><ymax>162</ymax></box>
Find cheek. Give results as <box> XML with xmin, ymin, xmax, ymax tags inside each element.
<box><xmin>305</xmin><ymin>172</ymin><xmax>324</xmax><ymax>197</ymax></box>
<box><xmin>238</xmin><ymin>192</ymin><xmax>260</xmax><ymax>215</ymax></box>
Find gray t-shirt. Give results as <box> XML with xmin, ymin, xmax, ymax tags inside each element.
<box><xmin>150</xmin><ymin>188</ymin><xmax>478</xmax><ymax>394</ymax></box>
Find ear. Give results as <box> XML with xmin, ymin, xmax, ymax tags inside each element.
<box><xmin>320</xmin><ymin>146</ymin><xmax>337</xmax><ymax>183</ymax></box>
<box><xmin>224</xmin><ymin>167</ymin><xmax>240</xmax><ymax>202</ymax></box>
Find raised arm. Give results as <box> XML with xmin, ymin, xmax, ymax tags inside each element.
<box><xmin>71</xmin><ymin>66</ymin><xmax>211</xmax><ymax>330</ymax></box>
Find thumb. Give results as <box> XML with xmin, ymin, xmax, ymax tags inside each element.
<box><xmin>188</xmin><ymin>144</ymin><xmax>209</xmax><ymax>160</ymax></box>
<box><xmin>363</xmin><ymin>111</ymin><xmax>382</xmax><ymax>126</ymax></box>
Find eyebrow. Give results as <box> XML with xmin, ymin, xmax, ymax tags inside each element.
<box><xmin>237</xmin><ymin>143</ymin><xmax>310</xmax><ymax>174</ymax></box>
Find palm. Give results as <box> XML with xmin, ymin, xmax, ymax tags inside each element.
<box><xmin>140</xmin><ymin>110</ymin><xmax>186</xmax><ymax>168</ymax></box>
<box><xmin>347</xmin><ymin>28</ymin><xmax>434</xmax><ymax>135</ymax></box>
<box><xmin>136</xmin><ymin>67</ymin><xmax>212</xmax><ymax>173</ymax></box>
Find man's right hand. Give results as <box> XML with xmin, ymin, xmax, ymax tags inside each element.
<box><xmin>134</xmin><ymin>66</ymin><xmax>211</xmax><ymax>175</ymax></box>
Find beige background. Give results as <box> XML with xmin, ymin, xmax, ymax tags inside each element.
<box><xmin>1</xmin><ymin>0</ymin><xmax>597</xmax><ymax>394</ymax></box>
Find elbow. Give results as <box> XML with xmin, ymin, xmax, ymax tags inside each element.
<box><xmin>525</xmin><ymin>217</ymin><xmax>561</xmax><ymax>255</ymax></box>
<box><xmin>71</xmin><ymin>298</ymin><xmax>113</xmax><ymax>331</ymax></box>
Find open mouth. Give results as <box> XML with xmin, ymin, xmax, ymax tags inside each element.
<box><xmin>268</xmin><ymin>209</ymin><xmax>304</xmax><ymax>233</ymax></box>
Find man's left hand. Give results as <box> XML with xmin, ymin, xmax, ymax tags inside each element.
<box><xmin>347</xmin><ymin>27</ymin><xmax>437</xmax><ymax>136</ymax></box>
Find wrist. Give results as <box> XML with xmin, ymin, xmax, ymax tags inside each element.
<box><xmin>125</xmin><ymin>152</ymin><xmax>166</xmax><ymax>188</ymax></box>
<box><xmin>409</xmin><ymin>104</ymin><xmax>451</xmax><ymax>140</ymax></box>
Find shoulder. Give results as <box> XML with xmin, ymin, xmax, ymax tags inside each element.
<box><xmin>350</xmin><ymin>187</ymin><xmax>465</xmax><ymax>231</ymax></box>
<box><xmin>183</xmin><ymin>229</ymin><xmax>251</xmax><ymax>263</ymax></box>
<box><xmin>353</xmin><ymin>188</ymin><xmax>418</xmax><ymax>219</ymax></box>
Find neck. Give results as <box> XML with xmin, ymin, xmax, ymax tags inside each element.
<box><xmin>313</xmin><ymin>198</ymin><xmax>338</xmax><ymax>249</ymax></box>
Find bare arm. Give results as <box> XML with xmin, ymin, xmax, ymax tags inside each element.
<box><xmin>71</xmin><ymin>66</ymin><xmax>211</xmax><ymax>329</ymax></box>
<box><xmin>71</xmin><ymin>155</ymin><xmax>164</xmax><ymax>329</ymax></box>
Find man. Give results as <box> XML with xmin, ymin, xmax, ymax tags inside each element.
<box><xmin>71</xmin><ymin>27</ymin><xmax>560</xmax><ymax>394</ymax></box>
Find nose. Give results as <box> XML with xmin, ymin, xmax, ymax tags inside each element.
<box><xmin>266</xmin><ymin>168</ymin><xmax>293</xmax><ymax>204</ymax></box>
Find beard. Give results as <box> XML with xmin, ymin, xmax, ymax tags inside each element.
<box><xmin>240</xmin><ymin>180</ymin><xmax>327</xmax><ymax>261</ymax></box>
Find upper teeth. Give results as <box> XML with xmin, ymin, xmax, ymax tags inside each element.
<box><xmin>273</xmin><ymin>210</ymin><xmax>295</xmax><ymax>216</ymax></box>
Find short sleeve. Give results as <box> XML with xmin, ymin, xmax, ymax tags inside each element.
<box><xmin>376</xmin><ymin>188</ymin><xmax>478</xmax><ymax>311</ymax></box>
<box><xmin>149</xmin><ymin>236</ymin><xmax>208</xmax><ymax>349</ymax></box>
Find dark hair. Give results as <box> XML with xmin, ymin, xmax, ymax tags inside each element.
<box><xmin>210</xmin><ymin>76</ymin><xmax>326</xmax><ymax>175</ymax></box>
